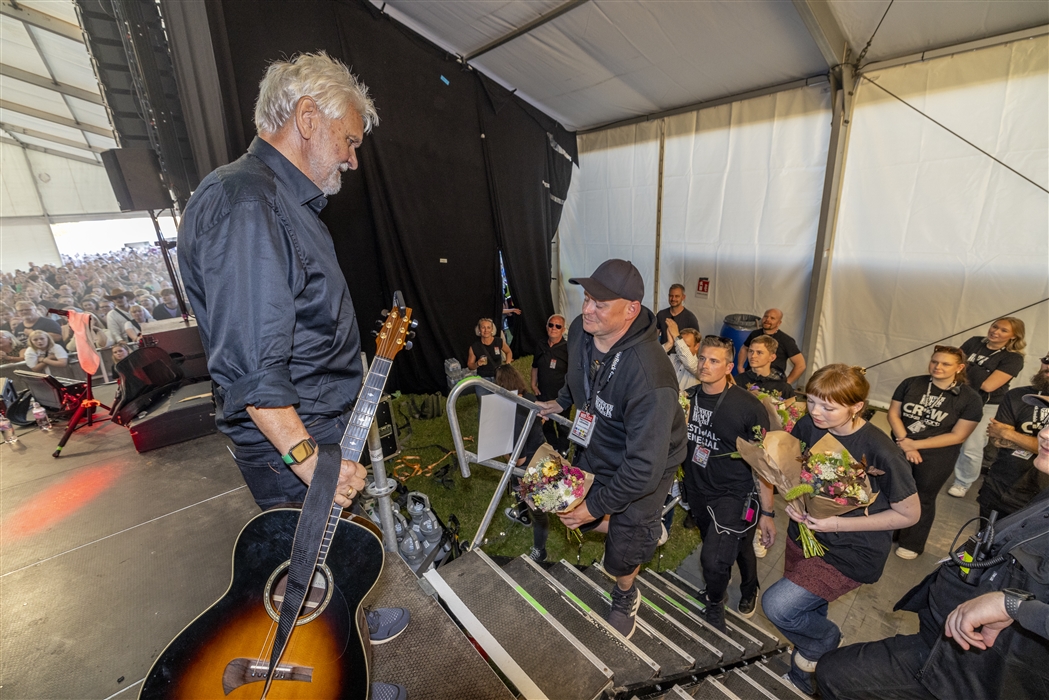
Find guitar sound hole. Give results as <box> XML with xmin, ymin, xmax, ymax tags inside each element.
<box><xmin>264</xmin><ymin>563</ymin><xmax>333</xmax><ymax>624</ymax></box>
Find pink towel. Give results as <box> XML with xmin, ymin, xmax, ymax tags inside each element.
<box><xmin>68</xmin><ymin>311</ymin><xmax>101</xmax><ymax>376</ymax></box>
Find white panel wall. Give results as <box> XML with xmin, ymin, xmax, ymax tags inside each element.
<box><xmin>559</xmin><ymin>121</ymin><xmax>661</xmax><ymax>321</ymax></box>
<box><xmin>1</xmin><ymin>143</ymin><xmax>45</xmax><ymax>218</ymax></box>
<box><xmin>817</xmin><ymin>37</ymin><xmax>1049</xmax><ymax>402</ymax></box>
<box><xmin>0</xmin><ymin>218</ymin><xmax>62</xmax><ymax>270</ymax></box>
<box><xmin>26</xmin><ymin>150</ymin><xmax>121</xmax><ymax>216</ymax></box>
<box><xmin>660</xmin><ymin>85</ymin><xmax>832</xmax><ymax>340</ymax></box>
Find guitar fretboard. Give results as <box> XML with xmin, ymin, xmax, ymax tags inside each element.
<box><xmin>316</xmin><ymin>355</ymin><xmax>394</xmax><ymax>568</ymax></box>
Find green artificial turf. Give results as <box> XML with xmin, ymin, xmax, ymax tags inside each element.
<box><xmin>379</xmin><ymin>356</ymin><xmax>703</xmax><ymax>572</ymax></box>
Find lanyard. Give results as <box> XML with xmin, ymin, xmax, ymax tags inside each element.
<box><xmin>692</xmin><ymin>383</ymin><xmax>732</xmax><ymax>427</ymax></box>
<box><xmin>582</xmin><ymin>343</ymin><xmax>621</xmax><ymax>411</ymax></box>
<box><xmin>919</xmin><ymin>379</ymin><xmax>955</xmax><ymax>407</ymax></box>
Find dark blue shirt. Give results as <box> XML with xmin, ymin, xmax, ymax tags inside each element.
<box><xmin>178</xmin><ymin>137</ymin><xmax>362</xmax><ymax>446</ymax></box>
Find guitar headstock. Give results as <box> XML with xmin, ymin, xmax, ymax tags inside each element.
<box><xmin>373</xmin><ymin>291</ymin><xmax>417</xmax><ymax>360</ymax></box>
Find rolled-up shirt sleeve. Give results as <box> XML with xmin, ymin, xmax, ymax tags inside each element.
<box><xmin>197</xmin><ymin>197</ymin><xmax>300</xmax><ymax>421</ymax></box>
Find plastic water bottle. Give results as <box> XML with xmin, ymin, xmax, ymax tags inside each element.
<box><xmin>0</xmin><ymin>414</ymin><xmax>16</xmax><ymax>443</ymax></box>
<box><xmin>30</xmin><ymin>400</ymin><xmax>51</xmax><ymax>431</ymax></box>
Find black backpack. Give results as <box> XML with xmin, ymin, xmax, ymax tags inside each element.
<box><xmin>110</xmin><ymin>346</ymin><xmax>184</xmax><ymax>425</ymax></box>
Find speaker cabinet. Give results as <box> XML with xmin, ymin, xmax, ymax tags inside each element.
<box><xmin>102</xmin><ymin>148</ymin><xmax>173</xmax><ymax>211</ymax></box>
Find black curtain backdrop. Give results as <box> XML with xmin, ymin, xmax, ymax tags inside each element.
<box><xmin>209</xmin><ymin>0</ymin><xmax>576</xmax><ymax>393</ymax></box>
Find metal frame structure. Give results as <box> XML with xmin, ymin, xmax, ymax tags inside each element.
<box><xmin>445</xmin><ymin>376</ymin><xmax>573</xmax><ymax>550</ymax></box>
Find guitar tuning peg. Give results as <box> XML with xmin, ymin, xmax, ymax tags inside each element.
<box><xmin>380</xmin><ymin>309</ymin><xmax>389</xmax><ymax>318</ymax></box>
<box><xmin>407</xmin><ymin>331</ymin><xmax>416</xmax><ymax>340</ymax></box>
<box><xmin>405</xmin><ymin>341</ymin><xmax>413</xmax><ymax>351</ymax></box>
<box><xmin>410</xmin><ymin>319</ymin><xmax>419</xmax><ymax>329</ymax></box>
<box><xmin>375</xmin><ymin>318</ymin><xmax>384</xmax><ymax>327</ymax></box>
<box><xmin>370</xmin><ymin>330</ymin><xmax>379</xmax><ymax>337</ymax></box>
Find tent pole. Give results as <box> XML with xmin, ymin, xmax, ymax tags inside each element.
<box><xmin>652</xmin><ymin>120</ymin><xmax>667</xmax><ymax>312</ymax></box>
<box><xmin>801</xmin><ymin>64</ymin><xmax>856</xmax><ymax>382</ymax></box>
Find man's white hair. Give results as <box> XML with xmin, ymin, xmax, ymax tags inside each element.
<box><xmin>254</xmin><ymin>51</ymin><xmax>378</xmax><ymax>134</ymax></box>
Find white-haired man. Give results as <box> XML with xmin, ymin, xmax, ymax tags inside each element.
<box><xmin>178</xmin><ymin>53</ymin><xmax>407</xmax><ymax>692</ymax></box>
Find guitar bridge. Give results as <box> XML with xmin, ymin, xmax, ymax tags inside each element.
<box><xmin>222</xmin><ymin>658</ymin><xmax>313</xmax><ymax>695</ymax></box>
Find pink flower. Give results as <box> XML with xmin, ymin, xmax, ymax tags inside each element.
<box><xmin>833</xmin><ymin>497</ymin><xmax>847</xmax><ymax>505</ymax></box>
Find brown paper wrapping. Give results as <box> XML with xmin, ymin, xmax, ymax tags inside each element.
<box><xmin>522</xmin><ymin>443</ymin><xmax>595</xmax><ymax>513</ymax></box>
<box><xmin>735</xmin><ymin>431</ymin><xmax>877</xmax><ymax>519</ymax></box>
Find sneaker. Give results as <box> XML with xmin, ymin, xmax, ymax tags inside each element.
<box><xmin>606</xmin><ymin>584</ymin><xmax>641</xmax><ymax>639</ymax></box>
<box><xmin>504</xmin><ymin>502</ymin><xmax>532</xmax><ymax>527</ymax></box>
<box><xmin>794</xmin><ymin>649</ymin><xmax>818</xmax><ymax>673</ymax></box>
<box><xmin>896</xmin><ymin>546</ymin><xmax>919</xmax><ymax>560</ymax></box>
<box><xmin>370</xmin><ymin>682</ymin><xmax>407</xmax><ymax>700</ymax></box>
<box><xmin>527</xmin><ymin>546</ymin><xmax>547</xmax><ymax>563</ymax></box>
<box><xmin>683</xmin><ymin>513</ymin><xmax>697</xmax><ymax>529</ymax></box>
<box><xmin>783</xmin><ymin>671</ymin><xmax>815</xmax><ymax>697</ymax></box>
<box><xmin>753</xmin><ymin>535</ymin><xmax>767</xmax><ymax>559</ymax></box>
<box><xmin>703</xmin><ymin>598</ymin><xmax>727</xmax><ymax>632</ymax></box>
<box><xmin>367</xmin><ymin>607</ymin><xmax>410</xmax><ymax>645</ymax></box>
<box><xmin>947</xmin><ymin>484</ymin><xmax>969</xmax><ymax>498</ymax></box>
<box><xmin>657</xmin><ymin>522</ymin><xmax>669</xmax><ymax>546</ymax></box>
<box><xmin>737</xmin><ymin>591</ymin><xmax>757</xmax><ymax>618</ymax></box>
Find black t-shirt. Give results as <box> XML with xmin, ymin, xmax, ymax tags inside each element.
<box><xmin>151</xmin><ymin>304</ymin><xmax>180</xmax><ymax>320</ymax></box>
<box><xmin>470</xmin><ymin>340</ymin><xmax>504</xmax><ymax>379</ymax></box>
<box><xmin>656</xmin><ymin>307</ymin><xmax>700</xmax><ymax>345</ymax></box>
<box><xmin>891</xmin><ymin>375</ymin><xmax>984</xmax><ymax>454</ymax></box>
<box><xmin>979</xmin><ymin>386</ymin><xmax>1049</xmax><ymax>515</ymax></box>
<box><xmin>13</xmin><ymin>316</ymin><xmax>62</xmax><ymax>345</ymax></box>
<box><xmin>684</xmin><ymin>384</ymin><xmax>771</xmax><ymax>499</ymax></box>
<box><xmin>960</xmin><ymin>336</ymin><xmax>1025</xmax><ymax>405</ymax></box>
<box><xmin>738</xmin><ymin>368</ymin><xmax>795</xmax><ymax>399</ymax></box>
<box><xmin>531</xmin><ymin>339</ymin><xmax>569</xmax><ymax>401</ymax></box>
<box><xmin>788</xmin><ymin>416</ymin><xmax>917</xmax><ymax>584</ymax></box>
<box><xmin>743</xmin><ymin>329</ymin><xmax>801</xmax><ymax>376</ymax></box>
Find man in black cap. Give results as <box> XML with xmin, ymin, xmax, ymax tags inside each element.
<box><xmin>538</xmin><ymin>259</ymin><xmax>687</xmax><ymax>639</ymax></box>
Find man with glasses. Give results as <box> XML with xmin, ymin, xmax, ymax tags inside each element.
<box><xmin>977</xmin><ymin>352</ymin><xmax>1049</xmax><ymax>519</ymax></box>
<box><xmin>538</xmin><ymin>259</ymin><xmax>686</xmax><ymax>640</ymax></box>
<box><xmin>13</xmin><ymin>300</ymin><xmax>62</xmax><ymax>344</ymax></box>
<box><xmin>684</xmin><ymin>335</ymin><xmax>773</xmax><ymax>629</ymax></box>
<box><xmin>531</xmin><ymin>314</ymin><xmax>570</xmax><ymax>453</ymax></box>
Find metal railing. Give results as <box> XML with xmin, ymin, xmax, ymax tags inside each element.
<box><xmin>445</xmin><ymin>376</ymin><xmax>574</xmax><ymax>550</ymax></box>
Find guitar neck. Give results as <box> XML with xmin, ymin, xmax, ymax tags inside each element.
<box><xmin>316</xmin><ymin>355</ymin><xmax>393</xmax><ymax>567</ymax></box>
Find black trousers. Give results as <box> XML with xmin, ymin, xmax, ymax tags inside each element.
<box><xmin>897</xmin><ymin>448</ymin><xmax>959</xmax><ymax>554</ymax></box>
<box><xmin>817</xmin><ymin>634</ymin><xmax>935</xmax><ymax>700</ymax></box>
<box><xmin>688</xmin><ymin>490</ymin><xmax>758</xmax><ymax>603</ymax></box>
<box><xmin>541</xmin><ymin>405</ymin><xmax>571</xmax><ymax>454</ymax></box>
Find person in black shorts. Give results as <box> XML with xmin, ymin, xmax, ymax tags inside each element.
<box><xmin>531</xmin><ymin>313</ymin><xmax>570</xmax><ymax>453</ymax></box>
<box><xmin>950</xmin><ymin>317</ymin><xmax>1027</xmax><ymax>497</ymax></box>
<box><xmin>683</xmin><ymin>335</ymin><xmax>773</xmax><ymax>629</ymax></box>
<box><xmin>888</xmin><ymin>346</ymin><xmax>983</xmax><ymax>559</ymax></box>
<box><xmin>538</xmin><ymin>259</ymin><xmax>686</xmax><ymax>640</ymax></box>
<box><xmin>738</xmin><ymin>308</ymin><xmax>806</xmax><ymax>384</ymax></box>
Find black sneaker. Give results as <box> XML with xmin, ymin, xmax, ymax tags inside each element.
<box><xmin>367</xmin><ymin>607</ymin><xmax>410</xmax><ymax>644</ymax></box>
<box><xmin>703</xmin><ymin>598</ymin><xmax>727</xmax><ymax>632</ymax></box>
<box><xmin>738</xmin><ymin>591</ymin><xmax>758</xmax><ymax>619</ymax></box>
<box><xmin>504</xmin><ymin>502</ymin><xmax>532</xmax><ymax>527</ymax></box>
<box><xmin>606</xmin><ymin>584</ymin><xmax>641</xmax><ymax>639</ymax></box>
<box><xmin>527</xmin><ymin>546</ymin><xmax>547</xmax><ymax>563</ymax></box>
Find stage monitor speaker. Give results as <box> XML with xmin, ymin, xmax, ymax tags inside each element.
<box><xmin>128</xmin><ymin>383</ymin><xmax>217</xmax><ymax>453</ymax></box>
<box><xmin>102</xmin><ymin>148</ymin><xmax>173</xmax><ymax>211</ymax></box>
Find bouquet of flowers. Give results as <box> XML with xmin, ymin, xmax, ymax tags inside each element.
<box><xmin>517</xmin><ymin>444</ymin><xmax>594</xmax><ymax>513</ymax></box>
<box><xmin>736</xmin><ymin>432</ymin><xmax>878</xmax><ymax>558</ymax></box>
<box><xmin>678</xmin><ymin>391</ymin><xmax>691</xmax><ymax>417</ymax></box>
<box><xmin>746</xmin><ymin>386</ymin><xmax>807</xmax><ymax>433</ymax></box>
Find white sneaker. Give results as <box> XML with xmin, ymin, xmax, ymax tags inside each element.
<box><xmin>657</xmin><ymin>522</ymin><xmax>669</xmax><ymax>546</ymax></box>
<box><xmin>753</xmin><ymin>535</ymin><xmax>767</xmax><ymax>559</ymax></box>
<box><xmin>896</xmin><ymin>546</ymin><xmax>919</xmax><ymax>560</ymax></box>
<box><xmin>794</xmin><ymin>650</ymin><xmax>818</xmax><ymax>673</ymax></box>
<box><xmin>947</xmin><ymin>484</ymin><xmax>969</xmax><ymax>498</ymax></box>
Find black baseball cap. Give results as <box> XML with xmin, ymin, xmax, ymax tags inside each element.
<box><xmin>1023</xmin><ymin>394</ymin><xmax>1049</xmax><ymax>409</ymax></box>
<box><xmin>569</xmin><ymin>259</ymin><xmax>644</xmax><ymax>302</ymax></box>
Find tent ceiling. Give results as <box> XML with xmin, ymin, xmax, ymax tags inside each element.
<box><xmin>379</xmin><ymin>0</ymin><xmax>1049</xmax><ymax>131</ymax></box>
<box><xmin>0</xmin><ymin>0</ymin><xmax>118</xmax><ymax>219</ymax></box>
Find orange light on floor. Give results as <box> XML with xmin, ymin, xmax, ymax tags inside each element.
<box><xmin>1</xmin><ymin>463</ymin><xmax>123</xmax><ymax>541</ymax></box>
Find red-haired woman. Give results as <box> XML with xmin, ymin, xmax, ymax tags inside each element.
<box><xmin>888</xmin><ymin>347</ymin><xmax>982</xmax><ymax>559</ymax></box>
<box><xmin>761</xmin><ymin>364</ymin><xmax>920</xmax><ymax>695</ymax></box>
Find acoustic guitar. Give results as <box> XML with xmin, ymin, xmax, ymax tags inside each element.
<box><xmin>140</xmin><ymin>298</ymin><xmax>416</xmax><ymax>699</ymax></box>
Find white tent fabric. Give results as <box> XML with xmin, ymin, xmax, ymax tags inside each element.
<box><xmin>816</xmin><ymin>37</ymin><xmax>1049</xmax><ymax>402</ymax></box>
<box><xmin>659</xmin><ymin>85</ymin><xmax>831</xmax><ymax>342</ymax></box>
<box><xmin>559</xmin><ymin>121</ymin><xmax>661</xmax><ymax>317</ymax></box>
<box><xmin>0</xmin><ymin>218</ymin><xmax>61</xmax><ymax>269</ymax></box>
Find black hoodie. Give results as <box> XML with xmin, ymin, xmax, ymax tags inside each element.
<box><xmin>556</xmin><ymin>307</ymin><xmax>687</xmax><ymax>518</ymax></box>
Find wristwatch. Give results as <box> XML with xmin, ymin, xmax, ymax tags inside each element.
<box><xmin>1002</xmin><ymin>588</ymin><xmax>1035</xmax><ymax>619</ymax></box>
<box><xmin>281</xmin><ymin>436</ymin><xmax>318</xmax><ymax>466</ymax></box>
<box><xmin>760</xmin><ymin>509</ymin><xmax>776</xmax><ymax>518</ymax></box>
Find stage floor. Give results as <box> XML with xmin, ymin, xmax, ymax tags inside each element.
<box><xmin>0</xmin><ymin>387</ymin><xmax>984</xmax><ymax>698</ymax></box>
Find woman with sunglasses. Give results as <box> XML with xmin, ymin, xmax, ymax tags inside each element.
<box><xmin>949</xmin><ymin>317</ymin><xmax>1027</xmax><ymax>497</ymax></box>
<box><xmin>888</xmin><ymin>346</ymin><xmax>983</xmax><ymax>559</ymax></box>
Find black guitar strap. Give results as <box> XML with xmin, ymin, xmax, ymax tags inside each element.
<box><xmin>265</xmin><ymin>443</ymin><xmax>341</xmax><ymax>689</ymax></box>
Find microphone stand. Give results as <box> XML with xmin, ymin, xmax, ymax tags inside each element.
<box><xmin>147</xmin><ymin>209</ymin><xmax>190</xmax><ymax>321</ymax></box>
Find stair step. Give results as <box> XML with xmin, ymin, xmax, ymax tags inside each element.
<box><xmin>635</xmin><ymin>685</ymin><xmax>698</xmax><ymax>700</ymax></box>
<box><xmin>692</xmin><ymin>677</ymin><xmax>745</xmax><ymax>699</ymax></box>
<box><xmin>582</xmin><ymin>566</ymin><xmax>728</xmax><ymax>671</ymax></box>
<box><xmin>720</xmin><ymin>669</ymin><xmax>783</xmax><ymax>699</ymax></box>
<box><xmin>640</xmin><ymin>570</ymin><xmax>776</xmax><ymax>657</ymax></box>
<box><xmin>424</xmin><ymin>550</ymin><xmax>612</xmax><ymax>700</ymax></box>
<box><xmin>663</xmin><ymin>570</ymin><xmax>783</xmax><ymax>651</ymax></box>
<box><xmin>547</xmin><ymin>561</ymin><xmax>697</xmax><ymax>678</ymax></box>
<box><xmin>503</xmin><ymin>556</ymin><xmax>660</xmax><ymax>690</ymax></box>
<box><xmin>739</xmin><ymin>659</ymin><xmax>810</xmax><ymax>699</ymax></box>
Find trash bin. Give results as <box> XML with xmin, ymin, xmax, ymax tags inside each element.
<box><xmin>720</xmin><ymin>314</ymin><xmax>761</xmax><ymax>375</ymax></box>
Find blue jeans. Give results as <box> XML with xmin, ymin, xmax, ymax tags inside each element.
<box><xmin>762</xmin><ymin>577</ymin><xmax>843</xmax><ymax>693</ymax></box>
<box><xmin>952</xmin><ymin>402</ymin><xmax>995</xmax><ymax>489</ymax></box>
<box><xmin>232</xmin><ymin>414</ymin><xmax>347</xmax><ymax>510</ymax></box>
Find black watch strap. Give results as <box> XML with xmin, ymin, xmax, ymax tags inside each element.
<box><xmin>1003</xmin><ymin>588</ymin><xmax>1035</xmax><ymax>619</ymax></box>
<box><xmin>760</xmin><ymin>509</ymin><xmax>775</xmax><ymax>518</ymax></box>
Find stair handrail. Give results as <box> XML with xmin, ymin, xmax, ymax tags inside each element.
<box><xmin>445</xmin><ymin>376</ymin><xmax>574</xmax><ymax>550</ymax></box>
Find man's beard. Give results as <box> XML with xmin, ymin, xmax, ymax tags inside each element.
<box><xmin>320</xmin><ymin>167</ymin><xmax>344</xmax><ymax>196</ymax></box>
<box><xmin>1031</xmin><ymin>369</ymin><xmax>1049</xmax><ymax>394</ymax></box>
